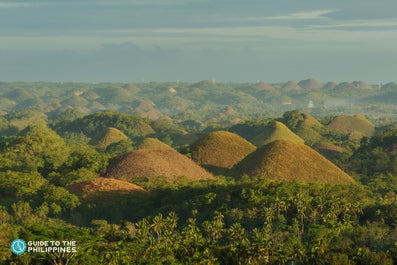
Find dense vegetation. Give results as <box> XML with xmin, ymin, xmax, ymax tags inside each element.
<box><xmin>0</xmin><ymin>80</ymin><xmax>396</xmax><ymax>264</ymax></box>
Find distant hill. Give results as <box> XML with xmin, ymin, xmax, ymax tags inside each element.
<box><xmin>106</xmin><ymin>149</ymin><xmax>214</xmax><ymax>182</ymax></box>
<box><xmin>232</xmin><ymin>140</ymin><xmax>353</xmax><ymax>184</ymax></box>
<box><xmin>298</xmin><ymin>78</ymin><xmax>322</xmax><ymax>89</ymax></box>
<box><xmin>89</xmin><ymin>127</ymin><xmax>128</xmax><ymax>148</ymax></box>
<box><xmin>322</xmin><ymin>81</ymin><xmax>338</xmax><ymax>90</ymax></box>
<box><xmin>281</xmin><ymin>81</ymin><xmax>302</xmax><ymax>92</ymax></box>
<box><xmin>190</xmin><ymin>130</ymin><xmax>256</xmax><ymax>172</ymax></box>
<box><xmin>251</xmin><ymin>121</ymin><xmax>304</xmax><ymax>146</ymax></box>
<box><xmin>327</xmin><ymin>114</ymin><xmax>375</xmax><ymax>138</ymax></box>
<box><xmin>136</xmin><ymin>137</ymin><xmax>173</xmax><ymax>150</ymax></box>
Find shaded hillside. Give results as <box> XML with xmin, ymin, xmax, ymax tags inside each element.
<box><xmin>232</xmin><ymin>140</ymin><xmax>353</xmax><ymax>184</ymax></box>
<box><xmin>328</xmin><ymin>114</ymin><xmax>375</xmax><ymax>138</ymax></box>
<box><xmin>190</xmin><ymin>130</ymin><xmax>256</xmax><ymax>172</ymax></box>
<box><xmin>89</xmin><ymin>127</ymin><xmax>128</xmax><ymax>148</ymax></box>
<box><xmin>136</xmin><ymin>137</ymin><xmax>173</xmax><ymax>150</ymax></box>
<box><xmin>281</xmin><ymin>81</ymin><xmax>302</xmax><ymax>92</ymax></box>
<box><xmin>251</xmin><ymin>121</ymin><xmax>304</xmax><ymax>146</ymax></box>
<box><xmin>315</xmin><ymin>142</ymin><xmax>345</xmax><ymax>159</ymax></box>
<box><xmin>280</xmin><ymin>110</ymin><xmax>324</xmax><ymax>145</ymax></box>
<box><xmin>106</xmin><ymin>149</ymin><xmax>214</xmax><ymax>183</ymax></box>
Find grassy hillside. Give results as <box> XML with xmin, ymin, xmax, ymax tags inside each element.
<box><xmin>136</xmin><ymin>137</ymin><xmax>173</xmax><ymax>150</ymax></box>
<box><xmin>106</xmin><ymin>149</ymin><xmax>214</xmax><ymax>183</ymax></box>
<box><xmin>251</xmin><ymin>121</ymin><xmax>304</xmax><ymax>146</ymax></box>
<box><xmin>328</xmin><ymin>114</ymin><xmax>375</xmax><ymax>138</ymax></box>
<box><xmin>89</xmin><ymin>127</ymin><xmax>129</xmax><ymax>148</ymax></box>
<box><xmin>190</xmin><ymin>130</ymin><xmax>256</xmax><ymax>172</ymax></box>
<box><xmin>232</xmin><ymin>140</ymin><xmax>353</xmax><ymax>184</ymax></box>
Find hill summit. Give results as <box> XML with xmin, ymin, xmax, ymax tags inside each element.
<box><xmin>232</xmin><ymin>140</ymin><xmax>353</xmax><ymax>184</ymax></box>
<box><xmin>251</xmin><ymin>121</ymin><xmax>304</xmax><ymax>146</ymax></box>
<box><xmin>328</xmin><ymin>114</ymin><xmax>375</xmax><ymax>138</ymax></box>
<box><xmin>190</xmin><ymin>130</ymin><xmax>256</xmax><ymax>172</ymax></box>
<box><xmin>136</xmin><ymin>137</ymin><xmax>173</xmax><ymax>150</ymax></box>
<box><xmin>106</xmin><ymin>149</ymin><xmax>214</xmax><ymax>182</ymax></box>
<box><xmin>89</xmin><ymin>127</ymin><xmax>128</xmax><ymax>148</ymax></box>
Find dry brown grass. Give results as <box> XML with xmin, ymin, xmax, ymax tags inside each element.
<box><xmin>66</xmin><ymin>177</ymin><xmax>144</xmax><ymax>196</ymax></box>
<box><xmin>315</xmin><ymin>142</ymin><xmax>345</xmax><ymax>159</ymax></box>
<box><xmin>137</xmin><ymin>138</ymin><xmax>173</xmax><ymax>150</ymax></box>
<box><xmin>298</xmin><ymin>78</ymin><xmax>322</xmax><ymax>89</ymax></box>
<box><xmin>190</xmin><ymin>130</ymin><xmax>256</xmax><ymax>171</ymax></box>
<box><xmin>106</xmin><ymin>149</ymin><xmax>214</xmax><ymax>182</ymax></box>
<box><xmin>232</xmin><ymin>140</ymin><xmax>353</xmax><ymax>185</ymax></box>
<box><xmin>328</xmin><ymin>115</ymin><xmax>375</xmax><ymax>137</ymax></box>
<box><xmin>89</xmin><ymin>127</ymin><xmax>128</xmax><ymax>148</ymax></box>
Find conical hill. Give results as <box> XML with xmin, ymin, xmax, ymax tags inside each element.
<box><xmin>328</xmin><ymin>115</ymin><xmax>375</xmax><ymax>138</ymax></box>
<box><xmin>66</xmin><ymin>177</ymin><xmax>145</xmax><ymax>196</ymax></box>
<box><xmin>190</xmin><ymin>130</ymin><xmax>256</xmax><ymax>171</ymax></box>
<box><xmin>251</xmin><ymin>121</ymin><xmax>304</xmax><ymax>147</ymax></box>
<box><xmin>298</xmin><ymin>78</ymin><xmax>322</xmax><ymax>89</ymax></box>
<box><xmin>232</xmin><ymin>140</ymin><xmax>353</xmax><ymax>184</ymax></box>
<box><xmin>137</xmin><ymin>138</ymin><xmax>173</xmax><ymax>150</ymax></box>
<box><xmin>89</xmin><ymin>127</ymin><xmax>128</xmax><ymax>148</ymax></box>
<box><xmin>106</xmin><ymin>149</ymin><xmax>214</xmax><ymax>182</ymax></box>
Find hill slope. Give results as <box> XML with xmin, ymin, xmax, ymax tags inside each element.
<box><xmin>328</xmin><ymin>114</ymin><xmax>375</xmax><ymax>138</ymax></box>
<box><xmin>89</xmin><ymin>127</ymin><xmax>129</xmax><ymax>148</ymax></box>
<box><xmin>251</xmin><ymin>121</ymin><xmax>304</xmax><ymax>146</ymax></box>
<box><xmin>190</xmin><ymin>130</ymin><xmax>256</xmax><ymax>171</ymax></box>
<box><xmin>106</xmin><ymin>149</ymin><xmax>214</xmax><ymax>182</ymax></box>
<box><xmin>136</xmin><ymin>137</ymin><xmax>173</xmax><ymax>150</ymax></box>
<box><xmin>232</xmin><ymin>140</ymin><xmax>353</xmax><ymax>184</ymax></box>
<box><xmin>66</xmin><ymin>177</ymin><xmax>145</xmax><ymax>196</ymax></box>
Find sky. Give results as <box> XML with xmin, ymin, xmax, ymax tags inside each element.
<box><xmin>0</xmin><ymin>0</ymin><xmax>396</xmax><ymax>83</ymax></box>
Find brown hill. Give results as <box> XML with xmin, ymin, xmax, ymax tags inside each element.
<box><xmin>106</xmin><ymin>149</ymin><xmax>214</xmax><ymax>182</ymax></box>
<box><xmin>251</xmin><ymin>121</ymin><xmax>304</xmax><ymax>147</ymax></box>
<box><xmin>232</xmin><ymin>140</ymin><xmax>353</xmax><ymax>184</ymax></box>
<box><xmin>89</xmin><ymin>127</ymin><xmax>128</xmax><ymax>148</ymax></box>
<box><xmin>328</xmin><ymin>114</ymin><xmax>375</xmax><ymax>138</ymax></box>
<box><xmin>190</xmin><ymin>130</ymin><xmax>256</xmax><ymax>171</ymax></box>
<box><xmin>67</xmin><ymin>177</ymin><xmax>144</xmax><ymax>196</ymax></box>
<box><xmin>315</xmin><ymin>143</ymin><xmax>345</xmax><ymax>159</ymax></box>
<box><xmin>281</xmin><ymin>81</ymin><xmax>302</xmax><ymax>92</ymax></box>
<box><xmin>298</xmin><ymin>78</ymin><xmax>322</xmax><ymax>89</ymax></box>
<box><xmin>256</xmin><ymin>82</ymin><xmax>276</xmax><ymax>92</ymax></box>
<box><xmin>352</xmin><ymin>81</ymin><xmax>372</xmax><ymax>90</ymax></box>
<box><xmin>137</xmin><ymin>138</ymin><xmax>173</xmax><ymax>150</ymax></box>
<box><xmin>323</xmin><ymin>81</ymin><xmax>338</xmax><ymax>90</ymax></box>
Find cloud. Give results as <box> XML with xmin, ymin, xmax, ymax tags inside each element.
<box><xmin>256</xmin><ymin>10</ymin><xmax>335</xmax><ymax>20</ymax></box>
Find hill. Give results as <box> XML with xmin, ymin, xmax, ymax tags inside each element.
<box><xmin>105</xmin><ymin>149</ymin><xmax>214</xmax><ymax>182</ymax></box>
<box><xmin>232</xmin><ymin>140</ymin><xmax>353</xmax><ymax>184</ymax></box>
<box><xmin>281</xmin><ymin>81</ymin><xmax>302</xmax><ymax>92</ymax></box>
<box><xmin>89</xmin><ymin>127</ymin><xmax>129</xmax><ymax>148</ymax></box>
<box><xmin>327</xmin><ymin>114</ymin><xmax>375</xmax><ymax>138</ymax></box>
<box><xmin>190</xmin><ymin>130</ymin><xmax>256</xmax><ymax>172</ymax></box>
<box><xmin>136</xmin><ymin>137</ymin><xmax>173</xmax><ymax>150</ymax></box>
<box><xmin>298</xmin><ymin>78</ymin><xmax>322</xmax><ymax>89</ymax></box>
<box><xmin>280</xmin><ymin>110</ymin><xmax>324</xmax><ymax>145</ymax></box>
<box><xmin>314</xmin><ymin>142</ymin><xmax>345</xmax><ymax>159</ymax></box>
<box><xmin>251</xmin><ymin>121</ymin><xmax>304</xmax><ymax>146</ymax></box>
<box><xmin>66</xmin><ymin>177</ymin><xmax>144</xmax><ymax>196</ymax></box>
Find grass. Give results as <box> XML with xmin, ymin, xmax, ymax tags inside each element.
<box><xmin>232</xmin><ymin>140</ymin><xmax>353</xmax><ymax>185</ymax></box>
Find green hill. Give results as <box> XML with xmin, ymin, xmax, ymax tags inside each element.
<box><xmin>190</xmin><ymin>130</ymin><xmax>256</xmax><ymax>172</ymax></box>
<box><xmin>251</xmin><ymin>121</ymin><xmax>304</xmax><ymax>146</ymax></box>
<box><xmin>89</xmin><ymin>127</ymin><xmax>129</xmax><ymax>148</ymax></box>
<box><xmin>232</xmin><ymin>140</ymin><xmax>353</xmax><ymax>184</ymax></box>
